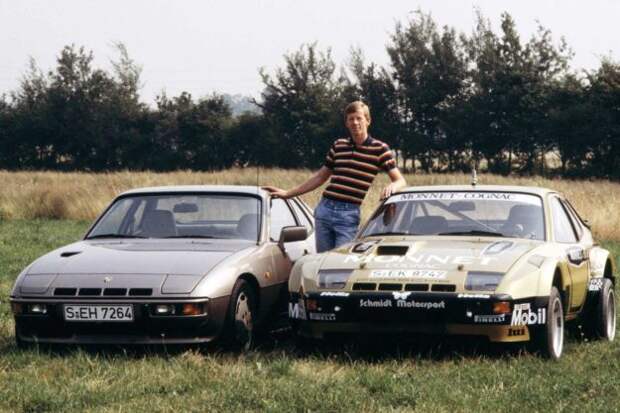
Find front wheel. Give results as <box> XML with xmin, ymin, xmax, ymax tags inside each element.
<box><xmin>225</xmin><ymin>279</ymin><xmax>257</xmax><ymax>351</ymax></box>
<box><xmin>534</xmin><ymin>287</ymin><xmax>564</xmax><ymax>359</ymax></box>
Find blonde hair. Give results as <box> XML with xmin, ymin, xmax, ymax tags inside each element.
<box><xmin>344</xmin><ymin>101</ymin><xmax>371</xmax><ymax>123</ymax></box>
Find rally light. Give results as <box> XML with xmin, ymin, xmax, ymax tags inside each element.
<box><xmin>28</xmin><ymin>304</ymin><xmax>48</xmax><ymax>314</ymax></box>
<box><xmin>318</xmin><ymin>270</ymin><xmax>353</xmax><ymax>289</ymax></box>
<box><xmin>465</xmin><ymin>271</ymin><xmax>504</xmax><ymax>291</ymax></box>
<box><xmin>493</xmin><ymin>301</ymin><xmax>512</xmax><ymax>314</ymax></box>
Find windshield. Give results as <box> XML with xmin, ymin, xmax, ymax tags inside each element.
<box><xmin>87</xmin><ymin>194</ymin><xmax>261</xmax><ymax>241</ymax></box>
<box><xmin>361</xmin><ymin>191</ymin><xmax>545</xmax><ymax>241</ymax></box>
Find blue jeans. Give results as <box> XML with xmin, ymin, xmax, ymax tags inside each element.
<box><xmin>314</xmin><ymin>198</ymin><xmax>361</xmax><ymax>253</ymax></box>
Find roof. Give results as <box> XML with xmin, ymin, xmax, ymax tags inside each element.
<box><xmin>119</xmin><ymin>185</ymin><xmax>268</xmax><ymax>197</ymax></box>
<box><xmin>397</xmin><ymin>185</ymin><xmax>557</xmax><ymax>197</ymax></box>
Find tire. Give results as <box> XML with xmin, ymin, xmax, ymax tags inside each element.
<box><xmin>593</xmin><ymin>279</ymin><xmax>616</xmax><ymax>341</ymax></box>
<box><xmin>225</xmin><ymin>279</ymin><xmax>257</xmax><ymax>351</ymax></box>
<box><xmin>535</xmin><ymin>287</ymin><xmax>564</xmax><ymax>360</ymax></box>
<box><xmin>14</xmin><ymin>324</ymin><xmax>33</xmax><ymax>350</ymax></box>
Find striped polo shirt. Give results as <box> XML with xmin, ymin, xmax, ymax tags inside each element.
<box><xmin>323</xmin><ymin>136</ymin><xmax>396</xmax><ymax>204</ymax></box>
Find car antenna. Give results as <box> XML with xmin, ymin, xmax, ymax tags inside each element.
<box><xmin>471</xmin><ymin>163</ymin><xmax>477</xmax><ymax>187</ymax></box>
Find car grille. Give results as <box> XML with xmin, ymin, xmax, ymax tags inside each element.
<box><xmin>53</xmin><ymin>288</ymin><xmax>153</xmax><ymax>297</ymax></box>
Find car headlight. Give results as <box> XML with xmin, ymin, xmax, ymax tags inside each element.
<box><xmin>318</xmin><ymin>269</ymin><xmax>353</xmax><ymax>289</ymax></box>
<box><xmin>465</xmin><ymin>271</ymin><xmax>504</xmax><ymax>291</ymax></box>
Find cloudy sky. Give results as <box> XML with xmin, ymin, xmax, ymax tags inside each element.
<box><xmin>1</xmin><ymin>0</ymin><xmax>618</xmax><ymax>103</ymax></box>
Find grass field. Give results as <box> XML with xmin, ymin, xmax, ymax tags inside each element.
<box><xmin>1</xmin><ymin>169</ymin><xmax>619</xmax><ymax>240</ymax></box>
<box><xmin>0</xmin><ymin>220</ymin><xmax>618</xmax><ymax>412</ymax></box>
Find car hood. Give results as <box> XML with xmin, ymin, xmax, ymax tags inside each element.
<box><xmin>18</xmin><ymin>239</ymin><xmax>256</xmax><ymax>295</ymax></box>
<box><xmin>318</xmin><ymin>237</ymin><xmax>540</xmax><ymax>284</ymax></box>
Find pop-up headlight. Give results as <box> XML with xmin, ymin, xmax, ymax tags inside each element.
<box><xmin>465</xmin><ymin>271</ymin><xmax>504</xmax><ymax>291</ymax></box>
<box><xmin>318</xmin><ymin>270</ymin><xmax>353</xmax><ymax>289</ymax></box>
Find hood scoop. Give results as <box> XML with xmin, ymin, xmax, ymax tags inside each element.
<box><xmin>60</xmin><ymin>251</ymin><xmax>82</xmax><ymax>258</ymax></box>
<box><xmin>376</xmin><ymin>245</ymin><xmax>409</xmax><ymax>256</ymax></box>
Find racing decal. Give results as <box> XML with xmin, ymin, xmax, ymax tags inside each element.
<box><xmin>359</xmin><ymin>295</ymin><xmax>446</xmax><ymax>310</ymax></box>
<box><xmin>320</xmin><ymin>291</ymin><xmax>350</xmax><ymax>297</ymax></box>
<box><xmin>288</xmin><ymin>300</ymin><xmax>307</xmax><ymax>320</ymax></box>
<box><xmin>511</xmin><ymin>303</ymin><xmax>546</xmax><ymax>326</ymax></box>
<box><xmin>343</xmin><ymin>253</ymin><xmax>499</xmax><ymax>267</ymax></box>
<box><xmin>392</xmin><ymin>292</ymin><xmax>411</xmax><ymax>300</ymax></box>
<box><xmin>396</xmin><ymin>300</ymin><xmax>445</xmax><ymax>310</ymax></box>
<box><xmin>474</xmin><ymin>314</ymin><xmax>506</xmax><ymax>323</ymax></box>
<box><xmin>309</xmin><ymin>312</ymin><xmax>336</xmax><ymax>321</ymax></box>
<box><xmin>458</xmin><ymin>293</ymin><xmax>491</xmax><ymax>299</ymax></box>
<box><xmin>359</xmin><ymin>299</ymin><xmax>392</xmax><ymax>308</ymax></box>
<box><xmin>588</xmin><ymin>278</ymin><xmax>604</xmax><ymax>292</ymax></box>
<box><xmin>370</xmin><ymin>269</ymin><xmax>447</xmax><ymax>280</ymax></box>
<box><xmin>508</xmin><ymin>327</ymin><xmax>526</xmax><ymax>337</ymax></box>
<box><xmin>386</xmin><ymin>192</ymin><xmax>541</xmax><ymax>206</ymax></box>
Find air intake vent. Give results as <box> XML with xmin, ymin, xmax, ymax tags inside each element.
<box><xmin>378</xmin><ymin>283</ymin><xmax>402</xmax><ymax>291</ymax></box>
<box><xmin>129</xmin><ymin>288</ymin><xmax>153</xmax><ymax>296</ymax></box>
<box><xmin>405</xmin><ymin>283</ymin><xmax>428</xmax><ymax>292</ymax></box>
<box><xmin>352</xmin><ymin>283</ymin><xmax>376</xmax><ymax>291</ymax></box>
<box><xmin>103</xmin><ymin>288</ymin><xmax>127</xmax><ymax>296</ymax></box>
<box><xmin>54</xmin><ymin>288</ymin><xmax>77</xmax><ymax>296</ymax></box>
<box><xmin>60</xmin><ymin>251</ymin><xmax>82</xmax><ymax>258</ymax></box>
<box><xmin>431</xmin><ymin>284</ymin><xmax>456</xmax><ymax>292</ymax></box>
<box><xmin>78</xmin><ymin>288</ymin><xmax>102</xmax><ymax>296</ymax></box>
<box><xmin>376</xmin><ymin>245</ymin><xmax>409</xmax><ymax>256</ymax></box>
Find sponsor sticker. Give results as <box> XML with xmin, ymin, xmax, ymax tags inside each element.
<box><xmin>359</xmin><ymin>299</ymin><xmax>392</xmax><ymax>308</ymax></box>
<box><xmin>511</xmin><ymin>303</ymin><xmax>546</xmax><ymax>326</ymax></box>
<box><xmin>288</xmin><ymin>301</ymin><xmax>307</xmax><ymax>320</ymax></box>
<box><xmin>309</xmin><ymin>312</ymin><xmax>336</xmax><ymax>321</ymax></box>
<box><xmin>588</xmin><ymin>278</ymin><xmax>604</xmax><ymax>292</ymax></box>
<box><xmin>370</xmin><ymin>269</ymin><xmax>447</xmax><ymax>280</ymax></box>
<box><xmin>458</xmin><ymin>293</ymin><xmax>491</xmax><ymax>299</ymax></box>
<box><xmin>474</xmin><ymin>314</ymin><xmax>506</xmax><ymax>323</ymax></box>
<box><xmin>320</xmin><ymin>291</ymin><xmax>350</xmax><ymax>297</ymax></box>
<box><xmin>343</xmin><ymin>254</ymin><xmax>498</xmax><ymax>267</ymax></box>
<box><xmin>386</xmin><ymin>192</ymin><xmax>541</xmax><ymax>206</ymax></box>
<box><xmin>396</xmin><ymin>300</ymin><xmax>445</xmax><ymax>309</ymax></box>
<box><xmin>508</xmin><ymin>327</ymin><xmax>526</xmax><ymax>337</ymax></box>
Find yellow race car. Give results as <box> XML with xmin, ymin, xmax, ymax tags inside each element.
<box><xmin>289</xmin><ymin>185</ymin><xmax>616</xmax><ymax>359</ymax></box>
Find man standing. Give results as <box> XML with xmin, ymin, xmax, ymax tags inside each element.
<box><xmin>266</xmin><ymin>101</ymin><xmax>406</xmax><ymax>252</ymax></box>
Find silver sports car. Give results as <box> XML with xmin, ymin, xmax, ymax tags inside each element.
<box><xmin>10</xmin><ymin>185</ymin><xmax>315</xmax><ymax>349</ymax></box>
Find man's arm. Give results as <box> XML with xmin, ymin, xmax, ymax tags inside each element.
<box><xmin>381</xmin><ymin>168</ymin><xmax>407</xmax><ymax>199</ymax></box>
<box><xmin>263</xmin><ymin>166</ymin><xmax>332</xmax><ymax>199</ymax></box>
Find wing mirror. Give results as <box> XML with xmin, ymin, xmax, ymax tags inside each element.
<box><xmin>567</xmin><ymin>247</ymin><xmax>587</xmax><ymax>265</ymax></box>
<box><xmin>278</xmin><ymin>226</ymin><xmax>308</xmax><ymax>250</ymax></box>
<box><xmin>582</xmin><ymin>219</ymin><xmax>591</xmax><ymax>229</ymax></box>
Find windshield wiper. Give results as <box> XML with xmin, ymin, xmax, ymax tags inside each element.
<box><xmin>86</xmin><ymin>234</ymin><xmax>148</xmax><ymax>239</ymax></box>
<box><xmin>437</xmin><ymin>230</ymin><xmax>505</xmax><ymax>237</ymax></box>
<box><xmin>163</xmin><ymin>235</ymin><xmax>217</xmax><ymax>239</ymax></box>
<box><xmin>367</xmin><ymin>231</ymin><xmax>411</xmax><ymax>237</ymax></box>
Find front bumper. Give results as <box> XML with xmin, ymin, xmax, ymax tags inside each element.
<box><xmin>11</xmin><ymin>296</ymin><xmax>229</xmax><ymax>345</ymax></box>
<box><xmin>289</xmin><ymin>291</ymin><xmax>549</xmax><ymax>342</ymax></box>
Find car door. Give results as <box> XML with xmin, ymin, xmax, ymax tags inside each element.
<box><xmin>549</xmin><ymin>195</ymin><xmax>589</xmax><ymax>311</ymax></box>
<box><xmin>269</xmin><ymin>198</ymin><xmax>302</xmax><ymax>284</ymax></box>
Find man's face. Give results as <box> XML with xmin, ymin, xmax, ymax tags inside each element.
<box><xmin>345</xmin><ymin>109</ymin><xmax>370</xmax><ymax>138</ymax></box>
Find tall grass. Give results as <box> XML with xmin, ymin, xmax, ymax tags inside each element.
<box><xmin>1</xmin><ymin>169</ymin><xmax>619</xmax><ymax>239</ymax></box>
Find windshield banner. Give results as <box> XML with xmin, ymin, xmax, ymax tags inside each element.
<box><xmin>386</xmin><ymin>192</ymin><xmax>541</xmax><ymax>206</ymax></box>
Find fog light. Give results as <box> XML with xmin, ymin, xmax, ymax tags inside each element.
<box><xmin>182</xmin><ymin>303</ymin><xmax>204</xmax><ymax>316</ymax></box>
<box><xmin>493</xmin><ymin>301</ymin><xmax>511</xmax><ymax>314</ymax></box>
<box><xmin>11</xmin><ymin>303</ymin><xmax>23</xmax><ymax>315</ymax></box>
<box><xmin>155</xmin><ymin>304</ymin><xmax>175</xmax><ymax>315</ymax></box>
<box><xmin>28</xmin><ymin>304</ymin><xmax>47</xmax><ymax>314</ymax></box>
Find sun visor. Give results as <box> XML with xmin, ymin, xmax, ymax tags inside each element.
<box><xmin>161</xmin><ymin>274</ymin><xmax>204</xmax><ymax>294</ymax></box>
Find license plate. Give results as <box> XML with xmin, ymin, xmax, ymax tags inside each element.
<box><xmin>64</xmin><ymin>304</ymin><xmax>134</xmax><ymax>322</ymax></box>
<box><xmin>369</xmin><ymin>269</ymin><xmax>447</xmax><ymax>279</ymax></box>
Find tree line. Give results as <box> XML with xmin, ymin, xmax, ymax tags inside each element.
<box><xmin>1</xmin><ymin>12</ymin><xmax>619</xmax><ymax>178</ymax></box>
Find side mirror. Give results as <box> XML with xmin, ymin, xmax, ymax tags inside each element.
<box><xmin>582</xmin><ymin>219</ymin><xmax>591</xmax><ymax>229</ymax></box>
<box><xmin>278</xmin><ymin>226</ymin><xmax>308</xmax><ymax>250</ymax></box>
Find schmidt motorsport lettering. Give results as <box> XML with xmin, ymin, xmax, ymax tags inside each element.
<box><xmin>359</xmin><ymin>292</ymin><xmax>445</xmax><ymax>310</ymax></box>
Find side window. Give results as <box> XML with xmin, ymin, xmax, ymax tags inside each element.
<box><xmin>270</xmin><ymin>199</ymin><xmax>297</xmax><ymax>241</ymax></box>
<box><xmin>290</xmin><ymin>200</ymin><xmax>313</xmax><ymax>233</ymax></box>
<box><xmin>550</xmin><ymin>197</ymin><xmax>578</xmax><ymax>243</ymax></box>
<box><xmin>561</xmin><ymin>199</ymin><xmax>583</xmax><ymax>240</ymax></box>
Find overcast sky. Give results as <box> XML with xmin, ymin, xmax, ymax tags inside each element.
<box><xmin>1</xmin><ymin>0</ymin><xmax>618</xmax><ymax>104</ymax></box>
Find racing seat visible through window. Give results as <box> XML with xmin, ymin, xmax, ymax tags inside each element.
<box><xmin>500</xmin><ymin>205</ymin><xmax>544</xmax><ymax>239</ymax></box>
<box><xmin>141</xmin><ymin>210</ymin><xmax>177</xmax><ymax>238</ymax></box>
<box><xmin>410</xmin><ymin>216</ymin><xmax>448</xmax><ymax>235</ymax></box>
